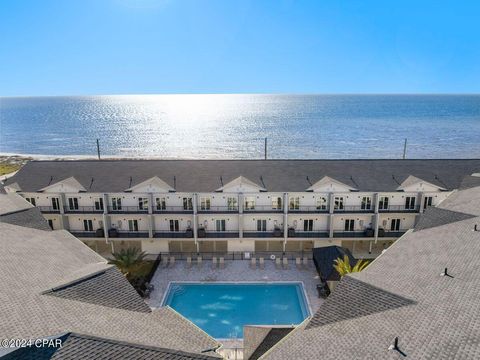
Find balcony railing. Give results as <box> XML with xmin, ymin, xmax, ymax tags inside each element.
<box><xmin>64</xmin><ymin>206</ymin><xmax>104</xmax><ymax>214</ymax></box>
<box><xmin>154</xmin><ymin>230</ymin><xmax>194</xmax><ymax>238</ymax></box>
<box><xmin>153</xmin><ymin>206</ymin><xmax>194</xmax><ymax>214</ymax></box>
<box><xmin>378</xmin><ymin>205</ymin><xmax>420</xmax><ymax>213</ymax></box>
<box><xmin>244</xmin><ymin>205</ymin><xmax>283</xmax><ymax>213</ymax></box>
<box><xmin>381</xmin><ymin>230</ymin><xmax>408</xmax><ymax>237</ymax></box>
<box><xmin>243</xmin><ymin>230</ymin><xmax>284</xmax><ymax>238</ymax></box>
<box><xmin>115</xmin><ymin>230</ymin><xmax>150</xmax><ymax>238</ymax></box>
<box><xmin>37</xmin><ymin>206</ymin><xmax>61</xmax><ymax>213</ymax></box>
<box><xmin>197</xmin><ymin>206</ymin><xmax>239</xmax><ymax>213</ymax></box>
<box><xmin>70</xmin><ymin>230</ymin><xmax>99</xmax><ymax>238</ymax></box>
<box><xmin>333</xmin><ymin>231</ymin><xmax>374</xmax><ymax>238</ymax></box>
<box><xmin>107</xmin><ymin>206</ymin><xmax>148</xmax><ymax>214</ymax></box>
<box><xmin>198</xmin><ymin>230</ymin><xmax>239</xmax><ymax>238</ymax></box>
<box><xmin>288</xmin><ymin>231</ymin><xmax>329</xmax><ymax>238</ymax></box>
<box><xmin>333</xmin><ymin>205</ymin><xmax>374</xmax><ymax>213</ymax></box>
<box><xmin>288</xmin><ymin>206</ymin><xmax>329</xmax><ymax>213</ymax></box>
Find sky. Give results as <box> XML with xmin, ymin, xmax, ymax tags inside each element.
<box><xmin>0</xmin><ymin>0</ymin><xmax>479</xmax><ymax>96</ymax></box>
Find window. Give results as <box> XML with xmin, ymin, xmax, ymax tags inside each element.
<box><xmin>272</xmin><ymin>197</ymin><xmax>282</xmax><ymax>210</ymax></box>
<box><xmin>379</xmin><ymin>196</ymin><xmax>389</xmax><ymax>210</ymax></box>
<box><xmin>68</xmin><ymin>197</ymin><xmax>79</xmax><ymax>210</ymax></box>
<box><xmin>216</xmin><ymin>219</ymin><xmax>226</xmax><ymax>232</ymax></box>
<box><xmin>156</xmin><ymin>197</ymin><xmax>166</xmax><ymax>210</ymax></box>
<box><xmin>424</xmin><ymin>196</ymin><xmax>433</xmax><ymax>209</ymax></box>
<box><xmin>83</xmin><ymin>219</ymin><xmax>93</xmax><ymax>231</ymax></box>
<box><xmin>51</xmin><ymin>197</ymin><xmax>60</xmax><ymax>210</ymax></box>
<box><xmin>244</xmin><ymin>196</ymin><xmax>256</xmax><ymax>210</ymax></box>
<box><xmin>47</xmin><ymin>219</ymin><xmax>54</xmax><ymax>230</ymax></box>
<box><xmin>200</xmin><ymin>197</ymin><xmax>211</xmax><ymax>210</ymax></box>
<box><xmin>257</xmin><ymin>219</ymin><xmax>267</xmax><ymax>231</ymax></box>
<box><xmin>94</xmin><ymin>198</ymin><xmax>103</xmax><ymax>211</ymax></box>
<box><xmin>138</xmin><ymin>197</ymin><xmax>148</xmax><ymax>210</ymax></box>
<box><xmin>128</xmin><ymin>220</ymin><xmax>139</xmax><ymax>231</ymax></box>
<box><xmin>316</xmin><ymin>197</ymin><xmax>327</xmax><ymax>210</ymax></box>
<box><xmin>183</xmin><ymin>197</ymin><xmax>193</xmax><ymax>210</ymax></box>
<box><xmin>289</xmin><ymin>196</ymin><xmax>300</xmax><ymax>210</ymax></box>
<box><xmin>169</xmin><ymin>219</ymin><xmax>179</xmax><ymax>232</ymax></box>
<box><xmin>390</xmin><ymin>218</ymin><xmax>401</xmax><ymax>231</ymax></box>
<box><xmin>361</xmin><ymin>196</ymin><xmax>372</xmax><ymax>210</ymax></box>
<box><xmin>25</xmin><ymin>197</ymin><xmax>36</xmax><ymax>206</ymax></box>
<box><xmin>111</xmin><ymin>197</ymin><xmax>122</xmax><ymax>210</ymax></box>
<box><xmin>227</xmin><ymin>197</ymin><xmax>238</xmax><ymax>210</ymax></box>
<box><xmin>405</xmin><ymin>196</ymin><xmax>416</xmax><ymax>210</ymax></box>
<box><xmin>303</xmin><ymin>219</ymin><xmax>313</xmax><ymax>231</ymax></box>
<box><xmin>344</xmin><ymin>219</ymin><xmax>355</xmax><ymax>231</ymax></box>
<box><xmin>334</xmin><ymin>197</ymin><xmax>344</xmax><ymax>210</ymax></box>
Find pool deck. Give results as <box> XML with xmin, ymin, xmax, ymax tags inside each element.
<box><xmin>148</xmin><ymin>259</ymin><xmax>324</xmax><ymax>315</ymax></box>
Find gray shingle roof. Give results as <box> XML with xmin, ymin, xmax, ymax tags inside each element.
<box><xmin>2</xmin><ymin>332</ymin><xmax>219</xmax><ymax>360</ymax></box>
<box><xmin>0</xmin><ymin>207</ymin><xmax>52</xmax><ymax>231</ymax></box>
<box><xmin>5</xmin><ymin>159</ymin><xmax>480</xmax><ymax>192</ymax></box>
<box><xmin>459</xmin><ymin>175</ymin><xmax>480</xmax><ymax>190</ymax></box>
<box><xmin>261</xmin><ymin>186</ymin><xmax>480</xmax><ymax>359</ymax></box>
<box><xmin>245</xmin><ymin>327</ymin><xmax>294</xmax><ymax>360</ymax></box>
<box><xmin>44</xmin><ymin>267</ymin><xmax>151</xmax><ymax>313</ymax></box>
<box><xmin>413</xmin><ymin>206</ymin><xmax>476</xmax><ymax>232</ymax></box>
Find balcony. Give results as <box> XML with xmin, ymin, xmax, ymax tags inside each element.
<box><xmin>333</xmin><ymin>231</ymin><xmax>374</xmax><ymax>238</ymax></box>
<box><xmin>244</xmin><ymin>205</ymin><xmax>283</xmax><ymax>213</ymax></box>
<box><xmin>107</xmin><ymin>206</ymin><xmax>148</xmax><ymax>214</ymax></box>
<box><xmin>288</xmin><ymin>231</ymin><xmax>329</xmax><ymax>238</ymax></box>
<box><xmin>153</xmin><ymin>206</ymin><xmax>194</xmax><ymax>214</ymax></box>
<box><xmin>37</xmin><ymin>206</ymin><xmax>60</xmax><ymax>213</ymax></box>
<box><xmin>198</xmin><ymin>230</ymin><xmax>239</xmax><ymax>238</ymax></box>
<box><xmin>333</xmin><ymin>205</ymin><xmax>374</xmax><ymax>213</ymax></box>
<box><xmin>64</xmin><ymin>206</ymin><xmax>104</xmax><ymax>214</ymax></box>
<box><xmin>243</xmin><ymin>229</ymin><xmax>284</xmax><ymax>238</ymax></box>
<box><xmin>288</xmin><ymin>206</ymin><xmax>329</xmax><ymax>213</ymax></box>
<box><xmin>70</xmin><ymin>230</ymin><xmax>100</xmax><ymax>238</ymax></box>
<box><xmin>378</xmin><ymin>205</ymin><xmax>420</xmax><ymax>213</ymax></box>
<box><xmin>154</xmin><ymin>230</ymin><xmax>194</xmax><ymax>238</ymax></box>
<box><xmin>197</xmin><ymin>206</ymin><xmax>239</xmax><ymax>214</ymax></box>
<box><xmin>115</xmin><ymin>230</ymin><xmax>149</xmax><ymax>238</ymax></box>
<box><xmin>381</xmin><ymin>230</ymin><xmax>408</xmax><ymax>238</ymax></box>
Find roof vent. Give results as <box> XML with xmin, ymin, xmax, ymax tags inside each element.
<box><xmin>388</xmin><ymin>337</ymin><xmax>406</xmax><ymax>357</ymax></box>
<box><xmin>306</xmin><ymin>176</ymin><xmax>312</xmax><ymax>186</ymax></box>
<box><xmin>441</xmin><ymin>268</ymin><xmax>454</xmax><ymax>278</ymax></box>
<box><xmin>89</xmin><ymin>177</ymin><xmax>94</xmax><ymax>189</ymax></box>
<box><xmin>474</xmin><ymin>224</ymin><xmax>479</xmax><ymax>232</ymax></box>
<box><xmin>129</xmin><ymin>176</ymin><xmax>133</xmax><ymax>188</ymax></box>
<box><xmin>220</xmin><ymin>176</ymin><xmax>224</xmax><ymax>186</ymax></box>
<box><xmin>173</xmin><ymin>176</ymin><xmax>176</xmax><ymax>189</ymax></box>
<box><xmin>392</xmin><ymin>175</ymin><xmax>401</xmax><ymax>185</ymax></box>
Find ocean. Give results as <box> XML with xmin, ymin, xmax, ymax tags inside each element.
<box><xmin>0</xmin><ymin>94</ymin><xmax>479</xmax><ymax>159</ymax></box>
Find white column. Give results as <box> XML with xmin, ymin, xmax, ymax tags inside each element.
<box><xmin>283</xmin><ymin>192</ymin><xmax>288</xmax><ymax>252</ymax></box>
<box><xmin>238</xmin><ymin>193</ymin><xmax>244</xmax><ymax>239</ymax></box>
<box><xmin>373</xmin><ymin>193</ymin><xmax>380</xmax><ymax>244</ymax></box>
<box><xmin>193</xmin><ymin>193</ymin><xmax>199</xmax><ymax>253</ymax></box>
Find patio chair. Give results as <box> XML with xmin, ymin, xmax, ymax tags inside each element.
<box><xmin>219</xmin><ymin>257</ymin><xmax>225</xmax><ymax>269</ymax></box>
<box><xmin>282</xmin><ymin>257</ymin><xmax>289</xmax><ymax>270</ymax></box>
<box><xmin>250</xmin><ymin>257</ymin><xmax>257</xmax><ymax>270</ymax></box>
<box><xmin>302</xmin><ymin>257</ymin><xmax>309</xmax><ymax>269</ymax></box>
<box><xmin>161</xmin><ymin>256</ymin><xmax>168</xmax><ymax>268</ymax></box>
<box><xmin>259</xmin><ymin>257</ymin><xmax>265</xmax><ymax>270</ymax></box>
<box><xmin>295</xmin><ymin>257</ymin><xmax>302</xmax><ymax>270</ymax></box>
<box><xmin>186</xmin><ymin>256</ymin><xmax>192</xmax><ymax>269</ymax></box>
<box><xmin>212</xmin><ymin>257</ymin><xmax>218</xmax><ymax>269</ymax></box>
<box><xmin>275</xmin><ymin>257</ymin><xmax>281</xmax><ymax>270</ymax></box>
<box><xmin>169</xmin><ymin>256</ymin><xmax>175</xmax><ymax>268</ymax></box>
<box><xmin>197</xmin><ymin>256</ymin><xmax>203</xmax><ymax>269</ymax></box>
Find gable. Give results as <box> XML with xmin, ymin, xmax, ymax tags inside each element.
<box><xmin>125</xmin><ymin>176</ymin><xmax>174</xmax><ymax>193</ymax></box>
<box><xmin>397</xmin><ymin>175</ymin><xmax>445</xmax><ymax>192</ymax></box>
<box><xmin>307</xmin><ymin>176</ymin><xmax>356</xmax><ymax>192</ymax></box>
<box><xmin>39</xmin><ymin>177</ymin><xmax>86</xmax><ymax>193</ymax></box>
<box><xmin>216</xmin><ymin>176</ymin><xmax>266</xmax><ymax>193</ymax></box>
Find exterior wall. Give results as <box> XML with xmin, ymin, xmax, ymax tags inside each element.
<box><xmin>197</xmin><ymin>215</ymin><xmax>238</xmax><ymax>231</ymax></box>
<box><xmin>243</xmin><ymin>214</ymin><xmax>284</xmax><ymax>231</ymax></box>
<box><xmin>287</xmin><ymin>214</ymin><xmax>329</xmax><ymax>230</ymax></box>
<box><xmin>141</xmin><ymin>239</ymin><xmax>170</xmax><ymax>254</ymax></box>
<box><xmin>109</xmin><ymin>214</ymin><xmax>149</xmax><ymax>231</ymax></box>
<box><xmin>42</xmin><ymin>214</ymin><xmax>63</xmax><ymax>230</ymax></box>
<box><xmin>154</xmin><ymin>215</ymin><xmax>193</xmax><ymax>231</ymax></box>
<box><xmin>332</xmin><ymin>214</ymin><xmax>375</xmax><ymax>231</ymax></box>
<box><xmin>228</xmin><ymin>239</ymin><xmax>255</xmax><ymax>252</ymax></box>
<box><xmin>314</xmin><ymin>239</ymin><xmax>342</xmax><ymax>247</ymax></box>
<box><xmin>67</xmin><ymin>215</ymin><xmax>104</xmax><ymax>231</ymax></box>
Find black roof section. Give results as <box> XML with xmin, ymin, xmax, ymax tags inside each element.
<box><xmin>312</xmin><ymin>245</ymin><xmax>356</xmax><ymax>281</ymax></box>
<box><xmin>5</xmin><ymin>159</ymin><xmax>480</xmax><ymax>192</ymax></box>
<box><xmin>248</xmin><ymin>328</ymin><xmax>294</xmax><ymax>360</ymax></box>
<box><xmin>413</xmin><ymin>206</ymin><xmax>476</xmax><ymax>232</ymax></box>
<box><xmin>0</xmin><ymin>207</ymin><xmax>52</xmax><ymax>231</ymax></box>
<box><xmin>1</xmin><ymin>332</ymin><xmax>219</xmax><ymax>360</ymax></box>
<box><xmin>44</xmin><ymin>267</ymin><xmax>151</xmax><ymax>313</ymax></box>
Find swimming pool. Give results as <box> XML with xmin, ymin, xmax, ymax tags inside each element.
<box><xmin>162</xmin><ymin>282</ymin><xmax>310</xmax><ymax>339</ymax></box>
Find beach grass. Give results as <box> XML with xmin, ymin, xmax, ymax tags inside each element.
<box><xmin>0</xmin><ymin>162</ymin><xmax>22</xmax><ymax>176</ymax></box>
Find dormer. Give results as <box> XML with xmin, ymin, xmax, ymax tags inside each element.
<box><xmin>396</xmin><ymin>175</ymin><xmax>446</xmax><ymax>192</ymax></box>
<box><xmin>306</xmin><ymin>176</ymin><xmax>356</xmax><ymax>193</ymax></box>
<box><xmin>39</xmin><ymin>177</ymin><xmax>86</xmax><ymax>193</ymax></box>
<box><xmin>216</xmin><ymin>176</ymin><xmax>266</xmax><ymax>193</ymax></box>
<box><xmin>125</xmin><ymin>176</ymin><xmax>175</xmax><ymax>193</ymax></box>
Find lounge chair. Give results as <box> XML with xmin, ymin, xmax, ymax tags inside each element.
<box><xmin>169</xmin><ymin>256</ymin><xmax>175</xmax><ymax>268</ymax></box>
<box><xmin>219</xmin><ymin>257</ymin><xmax>225</xmax><ymax>269</ymax></box>
<box><xmin>186</xmin><ymin>256</ymin><xmax>192</xmax><ymax>269</ymax></box>
<box><xmin>197</xmin><ymin>256</ymin><xmax>203</xmax><ymax>269</ymax></box>
<box><xmin>250</xmin><ymin>257</ymin><xmax>257</xmax><ymax>270</ymax></box>
<box><xmin>161</xmin><ymin>256</ymin><xmax>168</xmax><ymax>268</ymax></box>
<box><xmin>212</xmin><ymin>257</ymin><xmax>218</xmax><ymax>269</ymax></box>
<box><xmin>275</xmin><ymin>257</ymin><xmax>281</xmax><ymax>270</ymax></box>
<box><xmin>302</xmin><ymin>257</ymin><xmax>309</xmax><ymax>269</ymax></box>
<box><xmin>282</xmin><ymin>257</ymin><xmax>289</xmax><ymax>270</ymax></box>
<box><xmin>295</xmin><ymin>257</ymin><xmax>302</xmax><ymax>270</ymax></box>
<box><xmin>259</xmin><ymin>257</ymin><xmax>265</xmax><ymax>270</ymax></box>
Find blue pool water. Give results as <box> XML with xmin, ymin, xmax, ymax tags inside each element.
<box><xmin>162</xmin><ymin>282</ymin><xmax>310</xmax><ymax>339</ymax></box>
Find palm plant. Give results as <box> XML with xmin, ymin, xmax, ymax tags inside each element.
<box><xmin>109</xmin><ymin>247</ymin><xmax>148</xmax><ymax>279</ymax></box>
<box><xmin>333</xmin><ymin>255</ymin><xmax>369</xmax><ymax>278</ymax></box>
